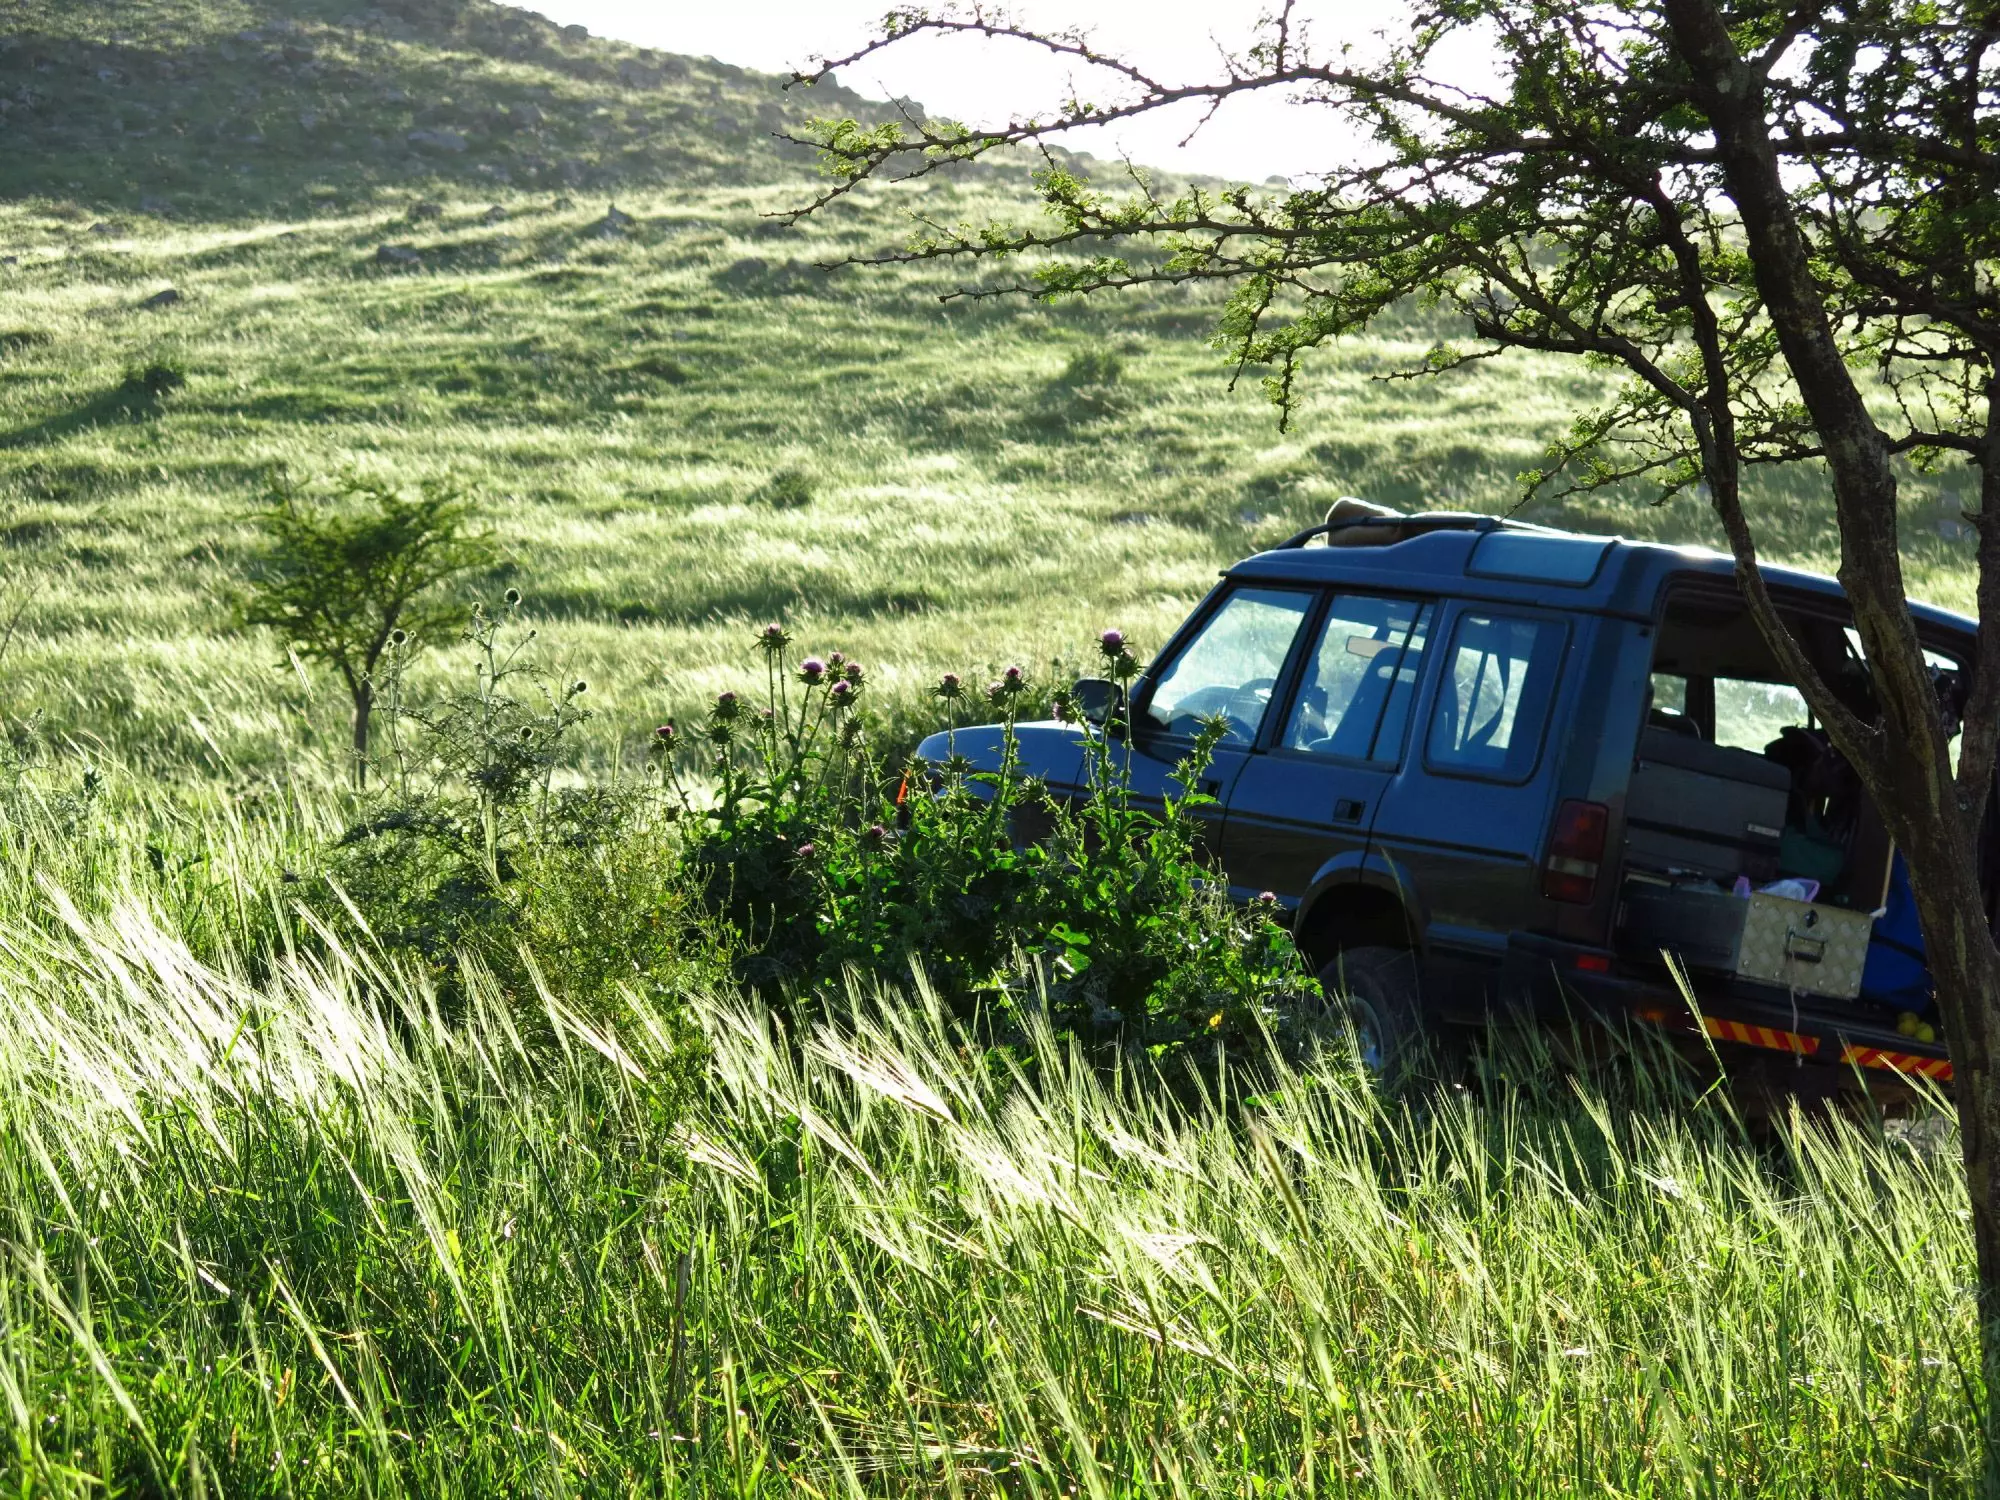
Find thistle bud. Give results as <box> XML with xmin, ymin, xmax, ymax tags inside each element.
<box><xmin>504</xmin><ymin>588</ymin><xmax>522</xmax><ymax>607</ymax></box>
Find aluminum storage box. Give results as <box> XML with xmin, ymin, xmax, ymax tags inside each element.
<box><xmin>1736</xmin><ymin>892</ymin><xmax>1871</xmax><ymax>1000</ymax></box>
<box><xmin>1618</xmin><ymin>883</ymin><xmax>1874</xmax><ymax>1000</ymax></box>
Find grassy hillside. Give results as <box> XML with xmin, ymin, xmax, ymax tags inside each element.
<box><xmin>0</xmin><ymin>0</ymin><xmax>1981</xmax><ymax>779</ymax></box>
<box><xmin>0</xmin><ymin>0</ymin><xmax>880</xmax><ymax>214</ymax></box>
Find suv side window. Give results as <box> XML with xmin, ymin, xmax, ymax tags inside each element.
<box><xmin>1425</xmin><ymin>611</ymin><xmax>1567</xmax><ymax>782</ymax></box>
<box><xmin>1143</xmin><ymin>586</ymin><xmax>1313</xmax><ymax>743</ymax></box>
<box><xmin>1280</xmin><ymin>596</ymin><xmax>1434</xmax><ymax>764</ymax></box>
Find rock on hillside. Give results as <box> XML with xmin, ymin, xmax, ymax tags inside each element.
<box><xmin>0</xmin><ymin>0</ymin><xmax>892</xmax><ymax>216</ymax></box>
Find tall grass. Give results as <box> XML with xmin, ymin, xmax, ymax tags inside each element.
<box><xmin>0</xmin><ymin>784</ymin><xmax>1977</xmax><ymax>1493</ymax></box>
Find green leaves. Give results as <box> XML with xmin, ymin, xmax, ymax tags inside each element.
<box><xmin>238</xmin><ymin>472</ymin><xmax>492</xmax><ymax>782</ymax></box>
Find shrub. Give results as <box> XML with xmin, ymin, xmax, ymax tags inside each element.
<box><xmin>1032</xmin><ymin>348</ymin><xmax>1132</xmax><ymax>430</ymax></box>
<box><xmin>663</xmin><ymin>626</ymin><xmax>1318</xmax><ymax>1054</ymax></box>
<box><xmin>120</xmin><ymin>358</ymin><xmax>185</xmax><ymax>398</ymax></box>
<box><xmin>320</xmin><ymin>599</ymin><xmax>719</xmax><ymax>1078</ymax></box>
<box><xmin>628</xmin><ymin>354</ymin><xmax>691</xmax><ymax>383</ymax></box>
<box><xmin>748</xmin><ymin>466</ymin><xmax>815</xmax><ymax>508</ymax></box>
<box><xmin>1057</xmin><ymin>347</ymin><xmax>1124</xmax><ymax>387</ymax></box>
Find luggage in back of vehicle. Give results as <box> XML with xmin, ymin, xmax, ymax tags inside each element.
<box><xmin>1624</xmin><ymin>726</ymin><xmax>1789</xmax><ymax>882</ymax></box>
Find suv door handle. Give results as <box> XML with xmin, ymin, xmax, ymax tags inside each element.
<box><xmin>1333</xmin><ymin>797</ymin><xmax>1367</xmax><ymax>824</ymax></box>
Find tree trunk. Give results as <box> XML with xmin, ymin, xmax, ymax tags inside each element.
<box><xmin>1884</xmin><ymin>771</ymin><xmax>2000</xmax><ymax>1492</ymax></box>
<box><xmin>351</xmin><ymin>677</ymin><xmax>373</xmax><ymax>790</ymax></box>
<box><xmin>1661</xmin><ymin>1</ymin><xmax>2000</xmax><ymax>1474</ymax></box>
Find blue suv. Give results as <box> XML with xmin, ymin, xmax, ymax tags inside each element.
<box><xmin>918</xmin><ymin>506</ymin><xmax>1979</xmax><ymax>1092</ymax></box>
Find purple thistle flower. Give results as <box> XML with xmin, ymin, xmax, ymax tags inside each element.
<box><xmin>757</xmin><ymin>622</ymin><xmax>791</xmax><ymax>656</ymax></box>
<box><xmin>796</xmin><ymin>841</ymin><xmax>816</xmax><ymax>859</ymax></box>
<box><xmin>828</xmin><ymin>651</ymin><xmax>846</xmax><ymax>668</ymax></box>
<box><xmin>829</xmin><ymin>679</ymin><xmax>856</xmax><ymax>708</ymax></box>
<box><xmin>655</xmin><ymin>722</ymin><xmax>676</xmax><ymax>742</ymax></box>
<box><xmin>935</xmin><ymin>672</ymin><xmax>963</xmax><ymax>701</ymax></box>
<box><xmin>843</xmin><ymin>661</ymin><xmax>864</xmax><ymax>685</ymax></box>
<box><xmin>799</xmin><ymin>656</ymin><xmax>827</xmax><ymax>684</ymax></box>
<box><xmin>1098</xmin><ymin>628</ymin><xmax>1126</xmax><ymax>659</ymax></box>
<box><xmin>713</xmin><ymin>690</ymin><xmax>740</xmax><ymax>722</ymax></box>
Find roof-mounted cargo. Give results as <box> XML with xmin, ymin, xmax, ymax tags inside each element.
<box><xmin>1277</xmin><ymin>497</ymin><xmax>1554</xmax><ymax>551</ymax></box>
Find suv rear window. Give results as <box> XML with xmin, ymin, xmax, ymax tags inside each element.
<box><xmin>1425</xmin><ymin>612</ymin><xmax>1567</xmax><ymax>781</ymax></box>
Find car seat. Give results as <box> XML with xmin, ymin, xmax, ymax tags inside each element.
<box><xmin>1307</xmin><ymin>650</ymin><xmax>1400</xmax><ymax>759</ymax></box>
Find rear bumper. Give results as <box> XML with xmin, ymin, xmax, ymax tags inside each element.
<box><xmin>1500</xmin><ymin>933</ymin><xmax>1953</xmax><ymax>1083</ymax></box>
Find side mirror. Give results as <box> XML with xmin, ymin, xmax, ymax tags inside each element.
<box><xmin>1071</xmin><ymin>676</ymin><xmax>1124</xmax><ymax>727</ymax></box>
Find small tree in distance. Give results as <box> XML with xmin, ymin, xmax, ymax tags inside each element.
<box><xmin>241</xmin><ymin>474</ymin><xmax>490</xmax><ymax>787</ymax></box>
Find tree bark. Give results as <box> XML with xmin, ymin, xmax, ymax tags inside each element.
<box><xmin>351</xmin><ymin>677</ymin><xmax>373</xmax><ymax>790</ymax></box>
<box><xmin>1664</xmin><ymin>0</ymin><xmax>2000</xmax><ymax>1476</ymax></box>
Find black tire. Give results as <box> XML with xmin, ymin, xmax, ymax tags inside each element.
<box><xmin>1316</xmin><ymin>946</ymin><xmax>1431</xmax><ymax>1081</ymax></box>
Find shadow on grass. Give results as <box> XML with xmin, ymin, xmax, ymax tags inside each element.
<box><xmin>0</xmin><ymin>382</ymin><xmax>173</xmax><ymax>450</ymax></box>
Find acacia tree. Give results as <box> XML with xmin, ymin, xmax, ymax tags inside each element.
<box><xmin>241</xmin><ymin>475</ymin><xmax>490</xmax><ymax>787</ymax></box>
<box><xmin>788</xmin><ymin>0</ymin><xmax>2000</xmax><ymax>1446</ymax></box>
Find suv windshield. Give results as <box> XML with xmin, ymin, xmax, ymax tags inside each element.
<box><xmin>1143</xmin><ymin>587</ymin><xmax>1312</xmax><ymax>742</ymax></box>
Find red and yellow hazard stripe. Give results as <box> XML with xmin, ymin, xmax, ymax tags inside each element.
<box><xmin>1657</xmin><ymin>1012</ymin><xmax>1953</xmax><ymax>1081</ymax></box>
<box><xmin>1837</xmin><ymin>1045</ymin><xmax>1954</xmax><ymax>1081</ymax></box>
<box><xmin>1700</xmin><ymin>1015</ymin><xmax>1821</xmax><ymax>1056</ymax></box>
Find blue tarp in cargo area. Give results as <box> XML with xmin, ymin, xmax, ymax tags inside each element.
<box><xmin>1861</xmin><ymin>853</ymin><xmax>1931</xmax><ymax>1012</ymax></box>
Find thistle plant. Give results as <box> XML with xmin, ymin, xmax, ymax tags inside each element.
<box><xmin>672</xmin><ymin>624</ymin><xmax>1312</xmax><ymax>1051</ymax></box>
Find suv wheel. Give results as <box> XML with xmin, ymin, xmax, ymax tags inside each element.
<box><xmin>1317</xmin><ymin>946</ymin><xmax>1428</xmax><ymax>1079</ymax></box>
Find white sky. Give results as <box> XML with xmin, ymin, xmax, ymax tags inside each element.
<box><xmin>502</xmin><ymin>1</ymin><xmax>1425</xmax><ymax>181</ymax></box>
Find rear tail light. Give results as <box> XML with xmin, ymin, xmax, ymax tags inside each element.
<box><xmin>1543</xmin><ymin>799</ymin><xmax>1609</xmax><ymax>904</ymax></box>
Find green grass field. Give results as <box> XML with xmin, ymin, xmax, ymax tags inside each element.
<box><xmin>0</xmin><ymin>0</ymin><xmax>1992</xmax><ymax>1492</ymax></box>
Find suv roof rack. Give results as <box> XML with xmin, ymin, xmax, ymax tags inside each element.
<box><xmin>1275</xmin><ymin>510</ymin><xmax>1555</xmax><ymax>550</ymax></box>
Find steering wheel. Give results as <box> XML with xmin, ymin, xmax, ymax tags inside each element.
<box><xmin>1161</xmin><ymin>681</ymin><xmax>1267</xmax><ymax>742</ymax></box>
